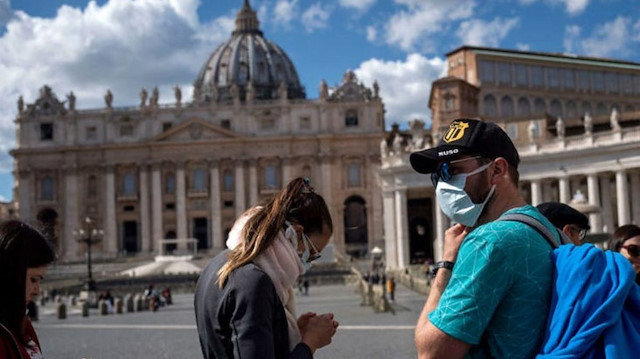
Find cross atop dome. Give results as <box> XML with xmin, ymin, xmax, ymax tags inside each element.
<box><xmin>234</xmin><ymin>0</ymin><xmax>261</xmax><ymax>35</ymax></box>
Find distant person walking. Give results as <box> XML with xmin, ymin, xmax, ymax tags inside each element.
<box><xmin>0</xmin><ymin>220</ymin><xmax>56</xmax><ymax>359</ymax></box>
<box><xmin>386</xmin><ymin>277</ymin><xmax>396</xmax><ymax>301</ymax></box>
<box><xmin>194</xmin><ymin>178</ymin><xmax>338</xmax><ymax>359</ymax></box>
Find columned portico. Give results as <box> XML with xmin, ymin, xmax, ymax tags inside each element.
<box><xmin>176</xmin><ymin>163</ymin><xmax>187</xmax><ymax>241</ymax></box>
<box><xmin>151</xmin><ymin>163</ymin><xmax>163</xmax><ymax>249</ymax></box>
<box><xmin>530</xmin><ymin>180</ymin><xmax>542</xmax><ymax>206</ymax></box>
<box><xmin>104</xmin><ymin>166</ymin><xmax>117</xmax><ymax>254</ymax></box>
<box><xmin>558</xmin><ymin>176</ymin><xmax>570</xmax><ymax>203</ymax></box>
<box><xmin>139</xmin><ymin>165</ymin><xmax>151</xmax><ymax>252</ymax></box>
<box><xmin>587</xmin><ymin>174</ymin><xmax>602</xmax><ymax>232</ymax></box>
<box><xmin>600</xmin><ymin>175</ymin><xmax>615</xmax><ymax>233</ymax></box>
<box><xmin>382</xmin><ymin>190</ymin><xmax>397</xmax><ymax>268</ymax></box>
<box><xmin>394</xmin><ymin>187</ymin><xmax>410</xmax><ymax>268</ymax></box>
<box><xmin>615</xmin><ymin>169</ymin><xmax>631</xmax><ymax>226</ymax></box>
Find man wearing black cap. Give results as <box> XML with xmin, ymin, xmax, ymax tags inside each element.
<box><xmin>411</xmin><ymin>118</ymin><xmax>561</xmax><ymax>358</ymax></box>
<box><xmin>537</xmin><ymin>202</ymin><xmax>590</xmax><ymax>245</ymax></box>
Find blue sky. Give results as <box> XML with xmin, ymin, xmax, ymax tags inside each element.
<box><xmin>0</xmin><ymin>0</ymin><xmax>639</xmax><ymax>202</ymax></box>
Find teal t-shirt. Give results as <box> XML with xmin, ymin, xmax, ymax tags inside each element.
<box><xmin>429</xmin><ymin>205</ymin><xmax>557</xmax><ymax>359</ymax></box>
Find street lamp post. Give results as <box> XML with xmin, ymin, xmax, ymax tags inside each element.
<box><xmin>73</xmin><ymin>217</ymin><xmax>103</xmax><ymax>292</ymax></box>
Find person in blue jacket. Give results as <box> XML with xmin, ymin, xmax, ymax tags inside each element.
<box><xmin>194</xmin><ymin>178</ymin><xmax>338</xmax><ymax>359</ymax></box>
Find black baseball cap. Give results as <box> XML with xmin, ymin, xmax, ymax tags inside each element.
<box><xmin>410</xmin><ymin>118</ymin><xmax>520</xmax><ymax>174</ymax></box>
<box><xmin>537</xmin><ymin>202</ymin><xmax>590</xmax><ymax>230</ymax></box>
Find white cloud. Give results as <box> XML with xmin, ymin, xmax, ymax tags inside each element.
<box><xmin>274</xmin><ymin>0</ymin><xmax>298</xmax><ymax>28</ymax></box>
<box><xmin>0</xmin><ymin>0</ymin><xmax>235</xmax><ymax>174</ymax></box>
<box><xmin>0</xmin><ymin>0</ymin><xmax>11</xmax><ymax>28</ymax></box>
<box><xmin>301</xmin><ymin>3</ymin><xmax>330</xmax><ymax>32</ymax></box>
<box><xmin>456</xmin><ymin>17</ymin><xmax>519</xmax><ymax>47</ymax></box>
<box><xmin>563</xmin><ymin>16</ymin><xmax>639</xmax><ymax>57</ymax></box>
<box><xmin>516</xmin><ymin>43</ymin><xmax>531</xmax><ymax>51</ymax></box>
<box><xmin>366</xmin><ymin>25</ymin><xmax>377</xmax><ymax>42</ymax></box>
<box><xmin>338</xmin><ymin>0</ymin><xmax>376</xmax><ymax>12</ymax></box>
<box><xmin>384</xmin><ymin>0</ymin><xmax>475</xmax><ymax>51</ymax></box>
<box><xmin>517</xmin><ymin>0</ymin><xmax>589</xmax><ymax>15</ymax></box>
<box><xmin>354</xmin><ymin>53</ymin><xmax>447</xmax><ymax>128</ymax></box>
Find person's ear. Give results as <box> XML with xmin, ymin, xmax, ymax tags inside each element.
<box><xmin>490</xmin><ymin>157</ymin><xmax>509</xmax><ymax>184</ymax></box>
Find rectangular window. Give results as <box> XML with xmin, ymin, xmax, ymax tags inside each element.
<box><xmin>260</xmin><ymin>118</ymin><xmax>276</xmax><ymax>130</ymax></box>
<box><xmin>348</xmin><ymin>163</ymin><xmax>361</xmax><ymax>188</ymax></box>
<box><xmin>562</xmin><ymin>69</ymin><xmax>575</xmax><ymax>89</ymax></box>
<box><xmin>498</xmin><ymin>62</ymin><xmax>511</xmax><ymax>85</ymax></box>
<box><xmin>300</xmin><ymin>117</ymin><xmax>311</xmax><ymax>130</ymax></box>
<box><xmin>606</xmin><ymin>72</ymin><xmax>619</xmax><ymax>94</ymax></box>
<box><xmin>577</xmin><ymin>70</ymin><xmax>590</xmax><ymax>92</ymax></box>
<box><xmin>547</xmin><ymin>68</ymin><xmax>559</xmax><ymax>88</ymax></box>
<box><xmin>515</xmin><ymin>64</ymin><xmax>528</xmax><ymax>86</ymax></box>
<box><xmin>620</xmin><ymin>74</ymin><xmax>633</xmax><ymax>94</ymax></box>
<box><xmin>634</xmin><ymin>75</ymin><xmax>640</xmax><ymax>95</ymax></box>
<box><xmin>86</xmin><ymin>126</ymin><xmax>97</xmax><ymax>140</ymax></box>
<box><xmin>40</xmin><ymin>123</ymin><xmax>53</xmax><ymax>141</ymax></box>
<box><xmin>221</xmin><ymin>119</ymin><xmax>231</xmax><ymax>129</ymax></box>
<box><xmin>593</xmin><ymin>71</ymin><xmax>604</xmax><ymax>92</ymax></box>
<box><xmin>345</xmin><ymin>110</ymin><xmax>358</xmax><ymax>127</ymax></box>
<box><xmin>223</xmin><ymin>200</ymin><xmax>234</xmax><ymax>208</ymax></box>
<box><xmin>531</xmin><ymin>66</ymin><xmax>544</xmax><ymax>88</ymax></box>
<box><xmin>120</xmin><ymin>125</ymin><xmax>134</xmax><ymax>137</ymax></box>
<box><xmin>265</xmin><ymin>165</ymin><xmax>277</xmax><ymax>188</ymax></box>
<box><xmin>479</xmin><ymin>60</ymin><xmax>495</xmax><ymax>84</ymax></box>
<box><xmin>223</xmin><ymin>172</ymin><xmax>234</xmax><ymax>192</ymax></box>
<box><xmin>162</xmin><ymin>122</ymin><xmax>173</xmax><ymax>132</ymax></box>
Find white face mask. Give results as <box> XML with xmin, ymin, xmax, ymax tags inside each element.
<box><xmin>284</xmin><ymin>221</ymin><xmax>312</xmax><ymax>273</ymax></box>
<box><xmin>435</xmin><ymin>162</ymin><xmax>495</xmax><ymax>227</ymax></box>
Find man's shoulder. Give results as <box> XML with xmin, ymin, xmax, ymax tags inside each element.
<box><xmin>469</xmin><ymin>205</ymin><xmax>558</xmax><ymax>245</ymax></box>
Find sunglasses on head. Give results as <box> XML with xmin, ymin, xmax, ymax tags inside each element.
<box><xmin>621</xmin><ymin>244</ymin><xmax>640</xmax><ymax>258</ymax></box>
<box><xmin>567</xmin><ymin>225</ymin><xmax>588</xmax><ymax>241</ymax></box>
<box><xmin>430</xmin><ymin>156</ymin><xmax>482</xmax><ymax>187</ymax></box>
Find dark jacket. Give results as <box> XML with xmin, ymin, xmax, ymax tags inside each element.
<box><xmin>194</xmin><ymin>250</ymin><xmax>313</xmax><ymax>359</ymax></box>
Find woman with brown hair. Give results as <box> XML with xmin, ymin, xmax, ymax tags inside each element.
<box><xmin>609</xmin><ymin>224</ymin><xmax>640</xmax><ymax>285</ymax></box>
<box><xmin>0</xmin><ymin>220</ymin><xmax>56</xmax><ymax>358</ymax></box>
<box><xmin>194</xmin><ymin>178</ymin><xmax>338</xmax><ymax>359</ymax></box>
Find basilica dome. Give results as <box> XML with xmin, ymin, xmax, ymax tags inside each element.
<box><xmin>193</xmin><ymin>0</ymin><xmax>305</xmax><ymax>103</ymax></box>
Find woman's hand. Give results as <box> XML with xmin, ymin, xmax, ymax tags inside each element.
<box><xmin>297</xmin><ymin>312</ymin><xmax>316</xmax><ymax>338</ymax></box>
<box><xmin>301</xmin><ymin>312</ymin><xmax>339</xmax><ymax>353</ymax></box>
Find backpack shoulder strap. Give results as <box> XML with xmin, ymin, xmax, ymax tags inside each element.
<box><xmin>499</xmin><ymin>213</ymin><xmax>560</xmax><ymax>248</ymax></box>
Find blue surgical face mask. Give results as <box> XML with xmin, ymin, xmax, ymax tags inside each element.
<box><xmin>435</xmin><ymin>162</ymin><xmax>495</xmax><ymax>227</ymax></box>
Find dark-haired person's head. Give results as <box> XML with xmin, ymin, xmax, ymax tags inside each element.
<box><xmin>609</xmin><ymin>224</ymin><xmax>640</xmax><ymax>275</ymax></box>
<box><xmin>537</xmin><ymin>202</ymin><xmax>590</xmax><ymax>245</ymax></box>
<box><xmin>0</xmin><ymin>220</ymin><xmax>55</xmax><ymax>339</ymax></box>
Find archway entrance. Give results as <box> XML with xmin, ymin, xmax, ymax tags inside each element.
<box><xmin>344</xmin><ymin>196</ymin><xmax>368</xmax><ymax>258</ymax></box>
<box><xmin>407</xmin><ymin>198</ymin><xmax>434</xmax><ymax>264</ymax></box>
<box><xmin>37</xmin><ymin>208</ymin><xmax>59</xmax><ymax>252</ymax></box>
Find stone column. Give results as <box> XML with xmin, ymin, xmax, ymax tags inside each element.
<box><xmin>282</xmin><ymin>157</ymin><xmax>292</xmax><ymax>185</ymax></box>
<box><xmin>248</xmin><ymin>160</ymin><xmax>258</xmax><ymax>206</ymax></box>
<box><xmin>139</xmin><ymin>165</ymin><xmax>151</xmax><ymax>253</ymax></box>
<box><xmin>176</xmin><ymin>163</ymin><xmax>187</xmax><ymax>241</ymax></box>
<box><xmin>209</xmin><ymin>162</ymin><xmax>223</xmax><ymax>250</ymax></box>
<box><xmin>530</xmin><ymin>179</ymin><xmax>542</xmax><ymax>206</ymax></box>
<box><xmin>586</xmin><ymin>173</ymin><xmax>602</xmax><ymax>232</ymax></box>
<box><xmin>394</xmin><ymin>188</ymin><xmax>410</xmax><ymax>268</ymax></box>
<box><xmin>64</xmin><ymin>168</ymin><xmax>79</xmax><ymax>259</ymax></box>
<box><xmin>600</xmin><ymin>175</ymin><xmax>615</xmax><ymax>234</ymax></box>
<box><xmin>151</xmin><ymin>163</ymin><xmax>162</xmax><ymax>253</ymax></box>
<box><xmin>559</xmin><ymin>176</ymin><xmax>570</xmax><ymax>203</ymax></box>
<box><xmin>234</xmin><ymin>160</ymin><xmax>246</xmax><ymax>217</ymax></box>
<box><xmin>320</xmin><ymin>156</ymin><xmax>333</xmax><ymax>208</ymax></box>
<box><xmin>382</xmin><ymin>190</ymin><xmax>397</xmax><ymax>268</ymax></box>
<box><xmin>615</xmin><ymin>169</ymin><xmax>630</xmax><ymax>226</ymax></box>
<box><xmin>630</xmin><ymin>172</ymin><xmax>640</xmax><ymax>225</ymax></box>
<box><xmin>105</xmin><ymin>167</ymin><xmax>118</xmax><ymax>254</ymax></box>
<box><xmin>18</xmin><ymin>170</ymin><xmax>32</xmax><ymax>220</ymax></box>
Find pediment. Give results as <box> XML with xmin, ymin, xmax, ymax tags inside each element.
<box><xmin>151</xmin><ymin>118</ymin><xmax>242</xmax><ymax>142</ymax></box>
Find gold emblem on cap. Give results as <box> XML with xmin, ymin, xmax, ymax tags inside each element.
<box><xmin>442</xmin><ymin>121</ymin><xmax>469</xmax><ymax>143</ymax></box>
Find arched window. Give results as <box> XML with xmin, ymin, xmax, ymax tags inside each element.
<box><xmin>123</xmin><ymin>173</ymin><xmax>136</xmax><ymax>196</ymax></box>
<box><xmin>265</xmin><ymin>165</ymin><xmax>277</xmax><ymax>189</ymax></box>
<box><xmin>566</xmin><ymin>101</ymin><xmax>577</xmax><ymax>118</ymax></box>
<box><xmin>517</xmin><ymin>97</ymin><xmax>531</xmax><ymax>116</ymax></box>
<box><xmin>192</xmin><ymin>168</ymin><xmax>206</xmax><ymax>191</ymax></box>
<box><xmin>483</xmin><ymin>95</ymin><xmax>497</xmax><ymax>117</ymax></box>
<box><xmin>223</xmin><ymin>170</ymin><xmax>234</xmax><ymax>192</ymax></box>
<box><xmin>348</xmin><ymin>163</ymin><xmax>361</xmax><ymax>188</ymax></box>
<box><xmin>343</xmin><ymin>196</ymin><xmax>368</xmax><ymax>258</ymax></box>
<box><xmin>87</xmin><ymin>175</ymin><xmax>97</xmax><ymax>198</ymax></box>
<box><xmin>345</xmin><ymin>109</ymin><xmax>359</xmax><ymax>127</ymax></box>
<box><xmin>500</xmin><ymin>96</ymin><xmax>514</xmax><ymax>118</ymax></box>
<box><xmin>41</xmin><ymin>176</ymin><xmax>54</xmax><ymax>201</ymax></box>
<box><xmin>550</xmin><ymin>99</ymin><xmax>563</xmax><ymax>117</ymax></box>
<box><xmin>165</xmin><ymin>172</ymin><xmax>175</xmax><ymax>194</ymax></box>
<box><xmin>534</xmin><ymin>98</ymin><xmax>546</xmax><ymax>115</ymax></box>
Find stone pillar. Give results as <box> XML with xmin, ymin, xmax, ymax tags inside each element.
<box><xmin>600</xmin><ymin>175</ymin><xmax>615</xmax><ymax>234</ymax></box>
<box><xmin>64</xmin><ymin>168</ymin><xmax>79</xmax><ymax>259</ymax></box>
<box><xmin>176</xmin><ymin>163</ymin><xmax>187</xmax><ymax>241</ymax></box>
<box><xmin>320</xmin><ymin>156</ymin><xmax>333</xmax><ymax>208</ymax></box>
<box><xmin>282</xmin><ymin>157</ymin><xmax>292</xmax><ymax>185</ymax></box>
<box><xmin>530</xmin><ymin>179</ymin><xmax>542</xmax><ymax>207</ymax></box>
<box><xmin>18</xmin><ymin>170</ymin><xmax>32</xmax><ymax>220</ymax></box>
<box><xmin>151</xmin><ymin>164</ymin><xmax>163</xmax><ymax>253</ymax></box>
<box><xmin>394</xmin><ymin>188</ymin><xmax>409</xmax><ymax>268</ymax></box>
<box><xmin>139</xmin><ymin>165</ymin><xmax>151</xmax><ymax>253</ymax></box>
<box><xmin>248</xmin><ymin>160</ymin><xmax>258</xmax><ymax>206</ymax></box>
<box><xmin>615</xmin><ymin>169</ymin><xmax>630</xmax><ymax>226</ymax></box>
<box><xmin>382</xmin><ymin>190</ymin><xmax>397</xmax><ymax>269</ymax></box>
<box><xmin>587</xmin><ymin>174</ymin><xmax>602</xmax><ymax>233</ymax></box>
<box><xmin>105</xmin><ymin>167</ymin><xmax>118</xmax><ymax>254</ymax></box>
<box><xmin>630</xmin><ymin>172</ymin><xmax>640</xmax><ymax>225</ymax></box>
<box><xmin>209</xmin><ymin>162</ymin><xmax>223</xmax><ymax>250</ymax></box>
<box><xmin>559</xmin><ymin>176</ymin><xmax>570</xmax><ymax>204</ymax></box>
<box><xmin>234</xmin><ymin>160</ymin><xmax>246</xmax><ymax>217</ymax></box>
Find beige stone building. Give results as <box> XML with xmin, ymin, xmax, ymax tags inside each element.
<box><xmin>11</xmin><ymin>1</ymin><xmax>385</xmax><ymax>262</ymax></box>
<box><xmin>381</xmin><ymin>46</ymin><xmax>640</xmax><ymax>268</ymax></box>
